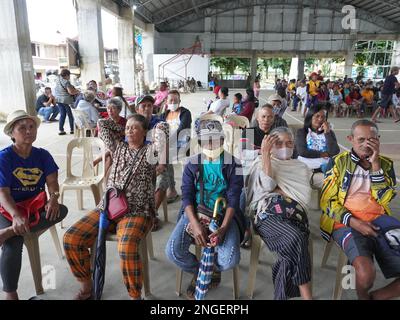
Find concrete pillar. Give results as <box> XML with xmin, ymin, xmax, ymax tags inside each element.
<box><xmin>391</xmin><ymin>40</ymin><xmax>400</xmax><ymax>68</ymax></box>
<box><xmin>251</xmin><ymin>6</ymin><xmax>262</xmax><ymax>51</ymax></box>
<box><xmin>0</xmin><ymin>0</ymin><xmax>36</xmax><ymax>116</ymax></box>
<box><xmin>299</xmin><ymin>7</ymin><xmax>310</xmax><ymax>52</ymax></box>
<box><xmin>118</xmin><ymin>7</ymin><xmax>136</xmax><ymax>95</ymax></box>
<box><xmin>76</xmin><ymin>0</ymin><xmax>105</xmax><ymax>88</ymax></box>
<box><xmin>250</xmin><ymin>51</ymin><xmax>258</xmax><ymax>87</ymax></box>
<box><xmin>344</xmin><ymin>50</ymin><xmax>354</xmax><ymax>78</ymax></box>
<box><xmin>142</xmin><ymin>24</ymin><xmax>155</xmax><ymax>85</ymax></box>
<box><xmin>203</xmin><ymin>17</ymin><xmax>212</xmax><ymax>53</ymax></box>
<box><xmin>298</xmin><ymin>58</ymin><xmax>305</xmax><ymax>80</ymax></box>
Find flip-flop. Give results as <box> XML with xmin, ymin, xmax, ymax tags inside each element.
<box><xmin>151</xmin><ymin>218</ymin><xmax>162</xmax><ymax>232</ymax></box>
<box><xmin>240</xmin><ymin>237</ymin><xmax>252</xmax><ymax>249</ymax></box>
<box><xmin>240</xmin><ymin>233</ymin><xmax>252</xmax><ymax>249</ymax></box>
<box><xmin>209</xmin><ymin>271</ymin><xmax>221</xmax><ymax>289</ymax></box>
<box><xmin>167</xmin><ymin>194</ymin><xmax>180</xmax><ymax>204</ymax></box>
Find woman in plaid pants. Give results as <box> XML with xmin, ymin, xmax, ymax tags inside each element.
<box><xmin>63</xmin><ymin>114</ymin><xmax>168</xmax><ymax>300</ymax></box>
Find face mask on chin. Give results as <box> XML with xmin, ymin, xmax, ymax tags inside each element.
<box><xmin>167</xmin><ymin>104</ymin><xmax>179</xmax><ymax>111</ymax></box>
<box><xmin>202</xmin><ymin>146</ymin><xmax>224</xmax><ymax>160</ymax></box>
<box><xmin>271</xmin><ymin>147</ymin><xmax>294</xmax><ymax>160</ymax></box>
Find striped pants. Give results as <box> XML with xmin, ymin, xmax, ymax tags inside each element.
<box><xmin>255</xmin><ymin>214</ymin><xmax>311</xmax><ymax>300</ymax></box>
<box><xmin>63</xmin><ymin>210</ymin><xmax>152</xmax><ymax>299</ymax></box>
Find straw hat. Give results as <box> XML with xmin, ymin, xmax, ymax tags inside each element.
<box><xmin>4</xmin><ymin>110</ymin><xmax>41</xmax><ymax>137</ymax></box>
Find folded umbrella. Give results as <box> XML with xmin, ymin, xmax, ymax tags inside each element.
<box><xmin>92</xmin><ymin>189</ymin><xmax>112</xmax><ymax>300</ymax></box>
<box><xmin>194</xmin><ymin>197</ymin><xmax>226</xmax><ymax>300</ymax></box>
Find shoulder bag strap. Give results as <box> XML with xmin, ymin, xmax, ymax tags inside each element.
<box><xmin>121</xmin><ymin>146</ymin><xmax>148</xmax><ymax>190</ymax></box>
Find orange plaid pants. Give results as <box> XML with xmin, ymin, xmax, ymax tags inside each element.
<box><xmin>63</xmin><ymin>210</ymin><xmax>152</xmax><ymax>299</ymax></box>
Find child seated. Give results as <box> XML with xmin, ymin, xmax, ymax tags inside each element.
<box><xmin>232</xmin><ymin>93</ymin><xmax>243</xmax><ymax>114</ymax></box>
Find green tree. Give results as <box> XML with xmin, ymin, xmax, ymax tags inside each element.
<box><xmin>321</xmin><ymin>61</ymin><xmax>331</xmax><ymax>79</ymax></box>
<box><xmin>259</xmin><ymin>58</ymin><xmax>270</xmax><ymax>78</ymax></box>
<box><xmin>354</xmin><ymin>41</ymin><xmax>393</xmax><ymax>76</ymax></box>
<box><xmin>210</xmin><ymin>57</ymin><xmax>250</xmax><ymax>75</ymax></box>
<box><xmin>269</xmin><ymin>58</ymin><xmax>291</xmax><ymax>77</ymax></box>
<box><xmin>304</xmin><ymin>58</ymin><xmax>318</xmax><ymax>71</ymax></box>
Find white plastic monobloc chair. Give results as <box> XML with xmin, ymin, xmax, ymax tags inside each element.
<box><xmin>60</xmin><ymin>138</ymin><xmax>106</xmax><ymax>228</ymax></box>
<box><xmin>72</xmin><ymin>109</ymin><xmax>97</xmax><ymax>138</ymax></box>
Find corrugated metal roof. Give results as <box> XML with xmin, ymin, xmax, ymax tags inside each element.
<box><xmin>113</xmin><ymin>0</ymin><xmax>400</xmax><ymax>32</ymax></box>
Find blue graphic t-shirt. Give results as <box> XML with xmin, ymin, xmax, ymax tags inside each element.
<box><xmin>0</xmin><ymin>146</ymin><xmax>59</xmax><ymax>202</ymax></box>
<box><xmin>195</xmin><ymin>156</ymin><xmax>227</xmax><ymax>212</ymax></box>
<box><xmin>306</xmin><ymin>128</ymin><xmax>328</xmax><ymax>152</ymax></box>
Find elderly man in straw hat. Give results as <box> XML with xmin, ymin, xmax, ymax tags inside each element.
<box><xmin>0</xmin><ymin>110</ymin><xmax>68</xmax><ymax>300</ymax></box>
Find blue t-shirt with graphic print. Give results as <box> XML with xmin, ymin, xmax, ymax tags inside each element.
<box><xmin>195</xmin><ymin>155</ymin><xmax>227</xmax><ymax>212</ymax></box>
<box><xmin>0</xmin><ymin>146</ymin><xmax>59</xmax><ymax>202</ymax></box>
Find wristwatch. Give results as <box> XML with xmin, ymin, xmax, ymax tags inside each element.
<box><xmin>50</xmin><ymin>191</ymin><xmax>60</xmax><ymax>199</ymax></box>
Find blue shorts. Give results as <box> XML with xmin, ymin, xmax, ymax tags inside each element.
<box><xmin>332</xmin><ymin>227</ymin><xmax>400</xmax><ymax>279</ymax></box>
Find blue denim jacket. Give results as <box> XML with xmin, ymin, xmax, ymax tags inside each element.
<box><xmin>180</xmin><ymin>152</ymin><xmax>246</xmax><ymax>240</ymax></box>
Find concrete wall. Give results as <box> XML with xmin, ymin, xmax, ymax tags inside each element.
<box><xmin>153</xmin><ymin>54</ymin><xmax>210</xmax><ymax>86</ymax></box>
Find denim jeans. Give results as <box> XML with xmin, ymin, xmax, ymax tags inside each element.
<box><xmin>292</xmin><ymin>95</ymin><xmax>300</xmax><ymax>111</ymax></box>
<box><xmin>38</xmin><ymin>106</ymin><xmax>59</xmax><ymax>121</ymax></box>
<box><xmin>165</xmin><ymin>208</ymin><xmax>241</xmax><ymax>274</ymax></box>
<box><xmin>58</xmin><ymin>103</ymin><xmax>74</xmax><ymax>132</ymax></box>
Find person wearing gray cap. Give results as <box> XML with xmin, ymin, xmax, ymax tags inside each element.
<box><xmin>165</xmin><ymin>119</ymin><xmax>245</xmax><ymax>299</ymax></box>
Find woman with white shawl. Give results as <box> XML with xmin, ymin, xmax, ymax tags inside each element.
<box><xmin>246</xmin><ymin>126</ymin><xmax>314</xmax><ymax>300</ymax></box>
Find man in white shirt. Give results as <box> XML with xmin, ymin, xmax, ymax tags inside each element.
<box><xmin>208</xmin><ymin>87</ymin><xmax>230</xmax><ymax>116</ymax></box>
<box><xmin>293</xmin><ymin>81</ymin><xmax>307</xmax><ymax>111</ymax></box>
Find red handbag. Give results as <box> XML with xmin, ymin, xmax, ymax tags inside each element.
<box><xmin>0</xmin><ymin>191</ymin><xmax>47</xmax><ymax>227</ymax></box>
<box><xmin>104</xmin><ymin>187</ymin><xmax>129</xmax><ymax>221</ymax></box>
<box><xmin>104</xmin><ymin>146</ymin><xmax>147</xmax><ymax>221</ymax></box>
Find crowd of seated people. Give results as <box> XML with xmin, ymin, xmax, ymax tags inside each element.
<box><xmin>2</xmin><ymin>73</ymin><xmax>400</xmax><ymax>302</ymax></box>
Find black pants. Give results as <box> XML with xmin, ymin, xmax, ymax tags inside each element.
<box><xmin>0</xmin><ymin>205</ymin><xmax>68</xmax><ymax>292</ymax></box>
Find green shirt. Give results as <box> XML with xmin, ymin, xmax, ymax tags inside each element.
<box><xmin>195</xmin><ymin>156</ymin><xmax>227</xmax><ymax>213</ymax></box>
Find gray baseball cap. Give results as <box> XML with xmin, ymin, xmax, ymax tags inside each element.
<box><xmin>196</xmin><ymin>119</ymin><xmax>225</xmax><ymax>139</ymax></box>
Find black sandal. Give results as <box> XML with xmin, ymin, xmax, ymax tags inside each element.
<box><xmin>151</xmin><ymin>217</ymin><xmax>162</xmax><ymax>232</ymax></box>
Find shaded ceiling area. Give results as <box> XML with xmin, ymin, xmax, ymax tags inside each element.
<box><xmin>112</xmin><ymin>0</ymin><xmax>400</xmax><ymax>32</ymax></box>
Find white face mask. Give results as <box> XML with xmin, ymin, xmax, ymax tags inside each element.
<box><xmin>202</xmin><ymin>146</ymin><xmax>224</xmax><ymax>160</ymax></box>
<box><xmin>167</xmin><ymin>103</ymin><xmax>179</xmax><ymax>111</ymax></box>
<box><xmin>271</xmin><ymin>147</ymin><xmax>294</xmax><ymax>160</ymax></box>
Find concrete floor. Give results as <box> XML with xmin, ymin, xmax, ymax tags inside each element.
<box><xmin>0</xmin><ymin>89</ymin><xmax>399</xmax><ymax>300</ymax></box>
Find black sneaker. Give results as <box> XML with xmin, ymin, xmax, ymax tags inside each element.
<box><xmin>70</xmin><ymin>131</ymin><xmax>74</xmax><ymax>135</ymax></box>
<box><xmin>59</xmin><ymin>131</ymin><xmax>66</xmax><ymax>136</ymax></box>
